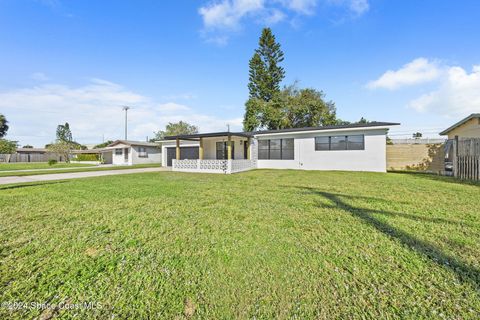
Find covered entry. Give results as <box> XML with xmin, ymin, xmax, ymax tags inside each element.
<box><xmin>166</xmin><ymin>147</ymin><xmax>199</xmax><ymax>166</ymax></box>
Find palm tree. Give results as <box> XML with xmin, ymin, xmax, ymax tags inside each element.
<box><xmin>0</xmin><ymin>114</ymin><xmax>9</xmax><ymax>138</ymax></box>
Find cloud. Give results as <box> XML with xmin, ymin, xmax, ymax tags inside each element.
<box><xmin>30</xmin><ymin>72</ymin><xmax>49</xmax><ymax>81</ymax></box>
<box><xmin>367</xmin><ymin>58</ymin><xmax>442</xmax><ymax>90</ymax></box>
<box><xmin>277</xmin><ymin>0</ymin><xmax>318</xmax><ymax>14</ymax></box>
<box><xmin>348</xmin><ymin>0</ymin><xmax>369</xmax><ymax>15</ymax></box>
<box><xmin>368</xmin><ymin>57</ymin><xmax>480</xmax><ymax>117</ymax></box>
<box><xmin>408</xmin><ymin>65</ymin><xmax>480</xmax><ymax>116</ymax></box>
<box><xmin>199</xmin><ymin>0</ymin><xmax>265</xmax><ymax>30</ymax></box>
<box><xmin>328</xmin><ymin>0</ymin><xmax>369</xmax><ymax>15</ymax></box>
<box><xmin>0</xmin><ymin>79</ymin><xmax>244</xmax><ymax>147</ymax></box>
<box><xmin>199</xmin><ymin>0</ymin><xmax>369</xmax><ymax>44</ymax></box>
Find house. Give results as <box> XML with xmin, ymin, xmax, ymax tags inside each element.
<box><xmin>439</xmin><ymin>113</ymin><xmax>480</xmax><ymax>139</ymax></box>
<box><xmin>100</xmin><ymin>140</ymin><xmax>161</xmax><ymax>165</ymax></box>
<box><xmin>159</xmin><ymin>122</ymin><xmax>399</xmax><ymax>174</ymax></box>
<box><xmin>16</xmin><ymin>147</ymin><xmax>47</xmax><ymax>155</ymax></box>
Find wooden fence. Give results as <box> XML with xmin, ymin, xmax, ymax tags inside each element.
<box><xmin>453</xmin><ymin>138</ymin><xmax>480</xmax><ymax>180</ymax></box>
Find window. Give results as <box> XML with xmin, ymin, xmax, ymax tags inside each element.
<box><xmin>216</xmin><ymin>141</ymin><xmax>234</xmax><ymax>159</ymax></box>
<box><xmin>315</xmin><ymin>135</ymin><xmax>364</xmax><ymax>151</ymax></box>
<box><xmin>258</xmin><ymin>138</ymin><xmax>294</xmax><ymax>160</ymax></box>
<box><xmin>115</xmin><ymin>148</ymin><xmax>122</xmax><ymax>155</ymax></box>
<box><xmin>330</xmin><ymin>136</ymin><xmax>347</xmax><ymax>150</ymax></box>
<box><xmin>258</xmin><ymin>140</ymin><xmax>269</xmax><ymax>160</ymax></box>
<box><xmin>269</xmin><ymin>139</ymin><xmax>281</xmax><ymax>159</ymax></box>
<box><xmin>138</xmin><ymin>147</ymin><xmax>148</xmax><ymax>158</ymax></box>
<box><xmin>347</xmin><ymin>135</ymin><xmax>364</xmax><ymax>150</ymax></box>
<box><xmin>282</xmin><ymin>139</ymin><xmax>294</xmax><ymax>160</ymax></box>
<box><xmin>315</xmin><ymin>136</ymin><xmax>330</xmax><ymax>151</ymax></box>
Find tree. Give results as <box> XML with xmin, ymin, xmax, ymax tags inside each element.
<box><xmin>0</xmin><ymin>113</ymin><xmax>9</xmax><ymax>138</ymax></box>
<box><xmin>0</xmin><ymin>139</ymin><xmax>17</xmax><ymax>153</ymax></box>
<box><xmin>94</xmin><ymin>140</ymin><xmax>114</xmax><ymax>149</ymax></box>
<box><xmin>244</xmin><ymin>28</ymin><xmax>285</xmax><ymax>131</ymax></box>
<box><xmin>412</xmin><ymin>132</ymin><xmax>423</xmax><ymax>139</ymax></box>
<box><xmin>56</xmin><ymin>122</ymin><xmax>73</xmax><ymax>142</ymax></box>
<box><xmin>46</xmin><ymin>122</ymin><xmax>84</xmax><ymax>161</ymax></box>
<box><xmin>151</xmin><ymin>121</ymin><xmax>199</xmax><ymax>141</ymax></box>
<box><xmin>47</xmin><ymin>141</ymin><xmax>75</xmax><ymax>163</ymax></box>
<box><xmin>281</xmin><ymin>84</ymin><xmax>337</xmax><ymax>129</ymax></box>
<box><xmin>22</xmin><ymin>145</ymin><xmax>34</xmax><ymax>148</ymax></box>
<box><xmin>244</xmin><ymin>83</ymin><xmax>338</xmax><ymax>130</ymax></box>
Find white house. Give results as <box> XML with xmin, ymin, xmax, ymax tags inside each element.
<box><xmin>101</xmin><ymin>140</ymin><xmax>161</xmax><ymax>165</ymax></box>
<box><xmin>159</xmin><ymin>122</ymin><xmax>399</xmax><ymax>174</ymax></box>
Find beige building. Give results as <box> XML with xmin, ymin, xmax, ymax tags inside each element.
<box><xmin>440</xmin><ymin>113</ymin><xmax>480</xmax><ymax>139</ymax></box>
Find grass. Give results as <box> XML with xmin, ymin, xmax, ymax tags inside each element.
<box><xmin>0</xmin><ymin>162</ymin><xmax>95</xmax><ymax>171</ymax></box>
<box><xmin>0</xmin><ymin>163</ymin><xmax>160</xmax><ymax>177</ymax></box>
<box><xmin>0</xmin><ymin>170</ymin><xmax>479</xmax><ymax>319</ymax></box>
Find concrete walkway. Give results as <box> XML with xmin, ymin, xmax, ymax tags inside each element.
<box><xmin>0</xmin><ymin>167</ymin><xmax>167</xmax><ymax>185</ymax></box>
<box><xmin>0</xmin><ymin>164</ymin><xmax>110</xmax><ymax>174</ymax></box>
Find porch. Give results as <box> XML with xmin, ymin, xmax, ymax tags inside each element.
<box><xmin>163</xmin><ymin>132</ymin><xmax>257</xmax><ymax>174</ymax></box>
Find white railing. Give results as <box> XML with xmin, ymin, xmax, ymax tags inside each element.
<box><xmin>172</xmin><ymin>159</ymin><xmax>256</xmax><ymax>174</ymax></box>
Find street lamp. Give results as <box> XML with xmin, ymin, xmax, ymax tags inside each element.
<box><xmin>122</xmin><ymin>106</ymin><xmax>131</xmax><ymax>140</ymax></box>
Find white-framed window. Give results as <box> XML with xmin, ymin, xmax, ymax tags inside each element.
<box><xmin>138</xmin><ymin>147</ymin><xmax>148</xmax><ymax>158</ymax></box>
<box><xmin>115</xmin><ymin>148</ymin><xmax>123</xmax><ymax>155</ymax></box>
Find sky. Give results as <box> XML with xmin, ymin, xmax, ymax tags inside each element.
<box><xmin>1</xmin><ymin>0</ymin><xmax>480</xmax><ymax>147</ymax></box>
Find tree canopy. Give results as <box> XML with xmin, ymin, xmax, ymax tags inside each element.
<box><xmin>244</xmin><ymin>28</ymin><xmax>285</xmax><ymax>131</ymax></box>
<box><xmin>56</xmin><ymin>122</ymin><xmax>73</xmax><ymax>142</ymax></box>
<box><xmin>0</xmin><ymin>139</ymin><xmax>17</xmax><ymax>153</ymax></box>
<box><xmin>93</xmin><ymin>140</ymin><xmax>114</xmax><ymax>149</ymax></box>
<box><xmin>0</xmin><ymin>113</ymin><xmax>9</xmax><ymax>138</ymax></box>
<box><xmin>151</xmin><ymin>121</ymin><xmax>199</xmax><ymax>141</ymax></box>
<box><xmin>245</xmin><ymin>83</ymin><xmax>338</xmax><ymax>130</ymax></box>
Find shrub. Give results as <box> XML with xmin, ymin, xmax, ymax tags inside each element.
<box><xmin>48</xmin><ymin>159</ymin><xmax>58</xmax><ymax>166</ymax></box>
<box><xmin>75</xmin><ymin>154</ymin><xmax>100</xmax><ymax>161</ymax></box>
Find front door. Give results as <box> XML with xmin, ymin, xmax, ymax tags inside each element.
<box><xmin>216</xmin><ymin>141</ymin><xmax>234</xmax><ymax>159</ymax></box>
<box><xmin>124</xmin><ymin>148</ymin><xmax>129</xmax><ymax>162</ymax></box>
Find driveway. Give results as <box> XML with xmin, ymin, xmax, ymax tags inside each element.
<box><xmin>0</xmin><ymin>167</ymin><xmax>168</xmax><ymax>185</ymax></box>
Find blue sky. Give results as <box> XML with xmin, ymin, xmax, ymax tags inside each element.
<box><xmin>1</xmin><ymin>0</ymin><xmax>479</xmax><ymax>147</ymax></box>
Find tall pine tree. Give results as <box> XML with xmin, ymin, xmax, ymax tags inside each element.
<box><xmin>244</xmin><ymin>28</ymin><xmax>285</xmax><ymax>131</ymax></box>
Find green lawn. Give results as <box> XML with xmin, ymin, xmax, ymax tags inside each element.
<box><xmin>0</xmin><ymin>162</ymin><xmax>95</xmax><ymax>171</ymax></box>
<box><xmin>0</xmin><ymin>170</ymin><xmax>478</xmax><ymax>319</ymax></box>
<box><xmin>0</xmin><ymin>163</ymin><xmax>160</xmax><ymax>177</ymax></box>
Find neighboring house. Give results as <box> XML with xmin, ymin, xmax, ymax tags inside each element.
<box><xmin>101</xmin><ymin>140</ymin><xmax>161</xmax><ymax>165</ymax></box>
<box><xmin>16</xmin><ymin>147</ymin><xmax>47</xmax><ymax>155</ymax></box>
<box><xmin>439</xmin><ymin>113</ymin><xmax>480</xmax><ymax>139</ymax></box>
<box><xmin>159</xmin><ymin>122</ymin><xmax>399</xmax><ymax>174</ymax></box>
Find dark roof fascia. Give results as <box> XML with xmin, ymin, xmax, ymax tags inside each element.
<box><xmin>252</xmin><ymin>122</ymin><xmax>400</xmax><ymax>135</ymax></box>
<box><xmin>163</xmin><ymin>122</ymin><xmax>399</xmax><ymax>140</ymax></box>
<box><xmin>163</xmin><ymin>131</ymin><xmax>253</xmax><ymax>140</ymax></box>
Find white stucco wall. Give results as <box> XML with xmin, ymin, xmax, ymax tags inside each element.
<box><xmin>255</xmin><ymin>128</ymin><xmax>388</xmax><ymax>172</ymax></box>
<box><xmin>202</xmin><ymin>136</ymin><xmax>248</xmax><ymax>160</ymax></box>
<box><xmin>131</xmin><ymin>145</ymin><xmax>161</xmax><ymax>164</ymax></box>
<box><xmin>108</xmin><ymin>143</ymin><xmax>161</xmax><ymax>165</ymax></box>
<box><xmin>110</xmin><ymin>143</ymin><xmax>131</xmax><ymax>165</ymax></box>
<box><xmin>158</xmin><ymin>128</ymin><xmax>388</xmax><ymax>172</ymax></box>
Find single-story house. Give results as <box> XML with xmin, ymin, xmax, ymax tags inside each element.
<box><xmin>16</xmin><ymin>147</ymin><xmax>47</xmax><ymax>155</ymax></box>
<box><xmin>159</xmin><ymin>122</ymin><xmax>399</xmax><ymax>174</ymax></box>
<box><xmin>439</xmin><ymin>113</ymin><xmax>480</xmax><ymax>139</ymax></box>
<box><xmin>101</xmin><ymin>140</ymin><xmax>161</xmax><ymax>165</ymax></box>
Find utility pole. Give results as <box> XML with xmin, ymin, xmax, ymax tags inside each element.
<box><xmin>122</xmin><ymin>106</ymin><xmax>131</xmax><ymax>140</ymax></box>
<box><xmin>227</xmin><ymin>124</ymin><xmax>230</xmax><ymax>132</ymax></box>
